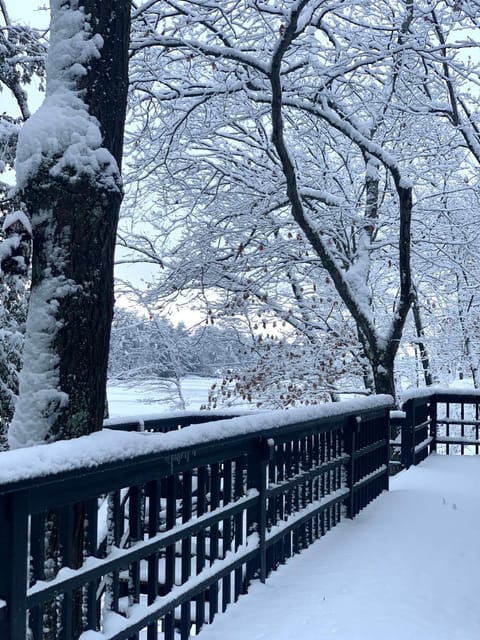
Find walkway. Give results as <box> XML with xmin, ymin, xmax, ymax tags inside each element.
<box><xmin>198</xmin><ymin>455</ymin><xmax>480</xmax><ymax>640</ymax></box>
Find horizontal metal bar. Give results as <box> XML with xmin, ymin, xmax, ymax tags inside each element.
<box><xmin>414</xmin><ymin>437</ymin><xmax>433</xmax><ymax>454</ymax></box>
<box><xmin>353</xmin><ymin>465</ymin><xmax>388</xmax><ymax>491</ymax></box>
<box><xmin>266</xmin><ymin>455</ymin><xmax>349</xmax><ymax>499</ymax></box>
<box><xmin>436</xmin><ymin>437</ymin><xmax>480</xmax><ymax>446</ymax></box>
<box><xmin>27</xmin><ymin>491</ymin><xmax>258</xmax><ymax>607</ymax></box>
<box><xmin>1</xmin><ymin>404</ymin><xmax>393</xmax><ymax>499</ymax></box>
<box><xmin>352</xmin><ymin>439</ymin><xmax>388</xmax><ymax>461</ymax></box>
<box><xmin>265</xmin><ymin>488</ymin><xmax>349</xmax><ymax>549</ymax></box>
<box><xmin>438</xmin><ymin>418</ymin><xmax>480</xmax><ymax>426</ymax></box>
<box><xmin>413</xmin><ymin>420</ymin><xmax>431</xmax><ymax>432</ymax></box>
<box><xmin>95</xmin><ymin>539</ymin><xmax>260</xmax><ymax>640</ymax></box>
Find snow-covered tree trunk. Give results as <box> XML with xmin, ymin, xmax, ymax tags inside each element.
<box><xmin>9</xmin><ymin>0</ymin><xmax>131</xmax><ymax>448</ymax></box>
<box><xmin>7</xmin><ymin>2</ymin><xmax>131</xmax><ymax>637</ymax></box>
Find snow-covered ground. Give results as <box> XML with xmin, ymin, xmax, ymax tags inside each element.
<box><xmin>196</xmin><ymin>454</ymin><xmax>480</xmax><ymax>640</ymax></box>
<box><xmin>107</xmin><ymin>376</ymin><xmax>217</xmax><ymax>417</ymax></box>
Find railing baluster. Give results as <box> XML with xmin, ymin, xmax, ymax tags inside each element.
<box><xmin>234</xmin><ymin>456</ymin><xmax>245</xmax><ymax>600</ymax></box>
<box><xmin>164</xmin><ymin>475</ymin><xmax>176</xmax><ymax>640</ymax></box>
<box><xmin>276</xmin><ymin>442</ymin><xmax>287</xmax><ymax>564</ymax></box>
<box><xmin>475</xmin><ymin>402</ymin><xmax>480</xmax><ymax>456</ymax></box>
<box><xmin>180</xmin><ymin>470</ymin><xmax>192</xmax><ymax>640</ymax></box>
<box><xmin>127</xmin><ymin>485</ymin><xmax>142</xmax><ymax>640</ymax></box>
<box><xmin>59</xmin><ymin>504</ymin><xmax>74</xmax><ymax>640</ymax></box>
<box><xmin>195</xmin><ymin>466</ymin><xmax>207</xmax><ymax>631</ymax></box>
<box><xmin>209</xmin><ymin>463</ymin><xmax>221</xmax><ymax>622</ymax></box>
<box><xmin>29</xmin><ymin>511</ymin><xmax>45</xmax><ymax>640</ymax></box>
<box><xmin>0</xmin><ymin>494</ymin><xmax>29</xmax><ymax>640</ymax></box>
<box><xmin>222</xmin><ymin>459</ymin><xmax>233</xmax><ymax>612</ymax></box>
<box><xmin>147</xmin><ymin>480</ymin><xmax>160</xmax><ymax>640</ymax></box>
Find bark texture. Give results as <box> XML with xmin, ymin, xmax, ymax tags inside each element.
<box><xmin>11</xmin><ymin>0</ymin><xmax>130</xmax><ymax>443</ymax></box>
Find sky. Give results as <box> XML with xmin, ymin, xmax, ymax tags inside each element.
<box><xmin>1</xmin><ymin>1</ymin><xmax>186</xmax><ymax>321</ymax></box>
<box><xmin>6</xmin><ymin>0</ymin><xmax>48</xmax><ymax>27</ymax></box>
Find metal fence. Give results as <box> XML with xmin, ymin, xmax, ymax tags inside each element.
<box><xmin>391</xmin><ymin>390</ymin><xmax>480</xmax><ymax>468</ymax></box>
<box><xmin>0</xmin><ymin>398</ymin><xmax>391</xmax><ymax>640</ymax></box>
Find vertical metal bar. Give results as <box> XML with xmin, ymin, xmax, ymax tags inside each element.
<box><xmin>345</xmin><ymin>417</ymin><xmax>356</xmax><ymax>519</ymax></box>
<box><xmin>319</xmin><ymin>432</ymin><xmax>326</xmax><ymax>535</ymax></box>
<box><xmin>325</xmin><ymin>430</ymin><xmax>332</xmax><ymax>529</ymax></box>
<box><xmin>300</xmin><ymin>436</ymin><xmax>309</xmax><ymax>548</ymax></box>
<box><xmin>164</xmin><ymin>475</ymin><xmax>176</xmax><ymax>640</ymax></box>
<box><xmin>266</xmin><ymin>454</ymin><xmax>276</xmax><ymax>573</ymax></box>
<box><xmin>106</xmin><ymin>490</ymin><xmax>121</xmax><ymax>614</ymax></box>
<box><xmin>402</xmin><ymin>400</ymin><xmax>414</xmax><ymax>468</ymax></box>
<box><xmin>233</xmin><ymin>457</ymin><xmax>245</xmax><ymax>600</ymax></box>
<box><xmin>258</xmin><ymin>443</ymin><xmax>268</xmax><ymax>583</ymax></box>
<box><xmin>209</xmin><ymin>463</ymin><xmax>220</xmax><ymax>622</ymax></box>
<box><xmin>430</xmin><ymin>397</ymin><xmax>437</xmax><ymax>455</ymax></box>
<box><xmin>147</xmin><ymin>480</ymin><xmax>160</xmax><ymax>640</ymax></box>
<box><xmin>195</xmin><ymin>466</ymin><xmax>207</xmax><ymax>632</ymax></box>
<box><xmin>312</xmin><ymin>433</ymin><xmax>320</xmax><ymax>540</ymax></box>
<box><xmin>275</xmin><ymin>443</ymin><xmax>287</xmax><ymax>563</ymax></box>
<box><xmin>128</xmin><ymin>485</ymin><xmax>142</xmax><ymax>640</ymax></box>
<box><xmin>222</xmin><ymin>460</ymin><xmax>233</xmax><ymax>612</ymax></box>
<box><xmin>0</xmin><ymin>493</ymin><xmax>29</xmax><ymax>640</ymax></box>
<box><xmin>58</xmin><ymin>504</ymin><xmax>74</xmax><ymax>640</ymax></box>
<box><xmin>180</xmin><ymin>471</ymin><xmax>192</xmax><ymax>640</ymax></box>
<box><xmin>384</xmin><ymin>409</ymin><xmax>390</xmax><ymax>492</ymax></box>
<box><xmin>475</xmin><ymin>402</ymin><xmax>479</xmax><ymax>456</ymax></box>
<box><xmin>29</xmin><ymin>511</ymin><xmax>45</xmax><ymax>640</ymax></box>
<box><xmin>85</xmin><ymin>497</ymin><xmax>99</xmax><ymax>634</ymax></box>
<box><xmin>446</xmin><ymin>401</ymin><xmax>451</xmax><ymax>455</ymax></box>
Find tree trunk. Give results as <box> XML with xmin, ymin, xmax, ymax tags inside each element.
<box><xmin>9</xmin><ymin>0</ymin><xmax>131</xmax><ymax>447</ymax></box>
<box><xmin>371</xmin><ymin>353</ymin><xmax>396</xmax><ymax>399</ymax></box>
<box><xmin>8</xmin><ymin>2</ymin><xmax>131</xmax><ymax>637</ymax></box>
<box><xmin>412</xmin><ymin>290</ymin><xmax>435</xmax><ymax>387</ymax></box>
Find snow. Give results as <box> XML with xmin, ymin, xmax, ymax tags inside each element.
<box><xmin>196</xmin><ymin>454</ymin><xmax>480</xmax><ymax>640</ymax></box>
<box><xmin>106</xmin><ymin>376</ymin><xmax>219</xmax><ymax>417</ymax></box>
<box><xmin>7</xmin><ymin>270</ymin><xmax>75</xmax><ymax>449</ymax></box>
<box><xmin>80</xmin><ymin>533</ymin><xmax>261</xmax><ymax>640</ymax></box>
<box><xmin>8</xmin><ymin>0</ymin><xmax>121</xmax><ymax>449</ymax></box>
<box><xmin>0</xmin><ymin>235</ymin><xmax>21</xmax><ymax>266</ymax></box>
<box><xmin>401</xmin><ymin>383</ymin><xmax>480</xmax><ymax>403</ymax></box>
<box><xmin>1</xmin><ymin>209</ymin><xmax>31</xmax><ymax>234</ymax></box>
<box><xmin>15</xmin><ymin>0</ymin><xmax>119</xmax><ymax>192</ymax></box>
<box><xmin>0</xmin><ymin>395</ymin><xmax>393</xmax><ymax>487</ymax></box>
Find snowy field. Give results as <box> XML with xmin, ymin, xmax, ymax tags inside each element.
<box><xmin>107</xmin><ymin>376</ymin><xmax>217</xmax><ymax>417</ymax></box>
<box><xmin>196</xmin><ymin>454</ymin><xmax>480</xmax><ymax>640</ymax></box>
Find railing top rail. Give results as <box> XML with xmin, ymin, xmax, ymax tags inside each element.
<box><xmin>103</xmin><ymin>409</ymin><xmax>249</xmax><ymax>432</ymax></box>
<box><xmin>0</xmin><ymin>395</ymin><xmax>393</xmax><ymax>498</ymax></box>
<box><xmin>401</xmin><ymin>387</ymin><xmax>480</xmax><ymax>407</ymax></box>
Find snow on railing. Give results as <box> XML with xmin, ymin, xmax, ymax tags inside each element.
<box><xmin>0</xmin><ymin>397</ymin><xmax>391</xmax><ymax>640</ymax></box>
<box><xmin>393</xmin><ymin>389</ymin><xmax>480</xmax><ymax>468</ymax></box>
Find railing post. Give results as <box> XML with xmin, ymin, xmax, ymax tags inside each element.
<box><xmin>402</xmin><ymin>399</ymin><xmax>414</xmax><ymax>468</ymax></box>
<box><xmin>345</xmin><ymin>415</ymin><xmax>361</xmax><ymax>519</ymax></box>
<box><xmin>430</xmin><ymin>395</ymin><xmax>437</xmax><ymax>454</ymax></box>
<box><xmin>383</xmin><ymin>407</ymin><xmax>390</xmax><ymax>490</ymax></box>
<box><xmin>0</xmin><ymin>495</ymin><xmax>9</xmax><ymax>640</ymax></box>
<box><xmin>0</xmin><ymin>493</ymin><xmax>29</xmax><ymax>640</ymax></box>
<box><xmin>246</xmin><ymin>437</ymin><xmax>271</xmax><ymax>585</ymax></box>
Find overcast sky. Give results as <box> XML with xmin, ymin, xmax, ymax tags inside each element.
<box><xmin>7</xmin><ymin>1</ymin><xmax>48</xmax><ymax>27</ymax></box>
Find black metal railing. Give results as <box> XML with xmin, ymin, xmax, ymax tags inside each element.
<box><xmin>393</xmin><ymin>389</ymin><xmax>480</xmax><ymax>468</ymax></box>
<box><xmin>103</xmin><ymin>410</ymin><xmax>245</xmax><ymax>434</ymax></box>
<box><xmin>0</xmin><ymin>397</ymin><xmax>391</xmax><ymax>640</ymax></box>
